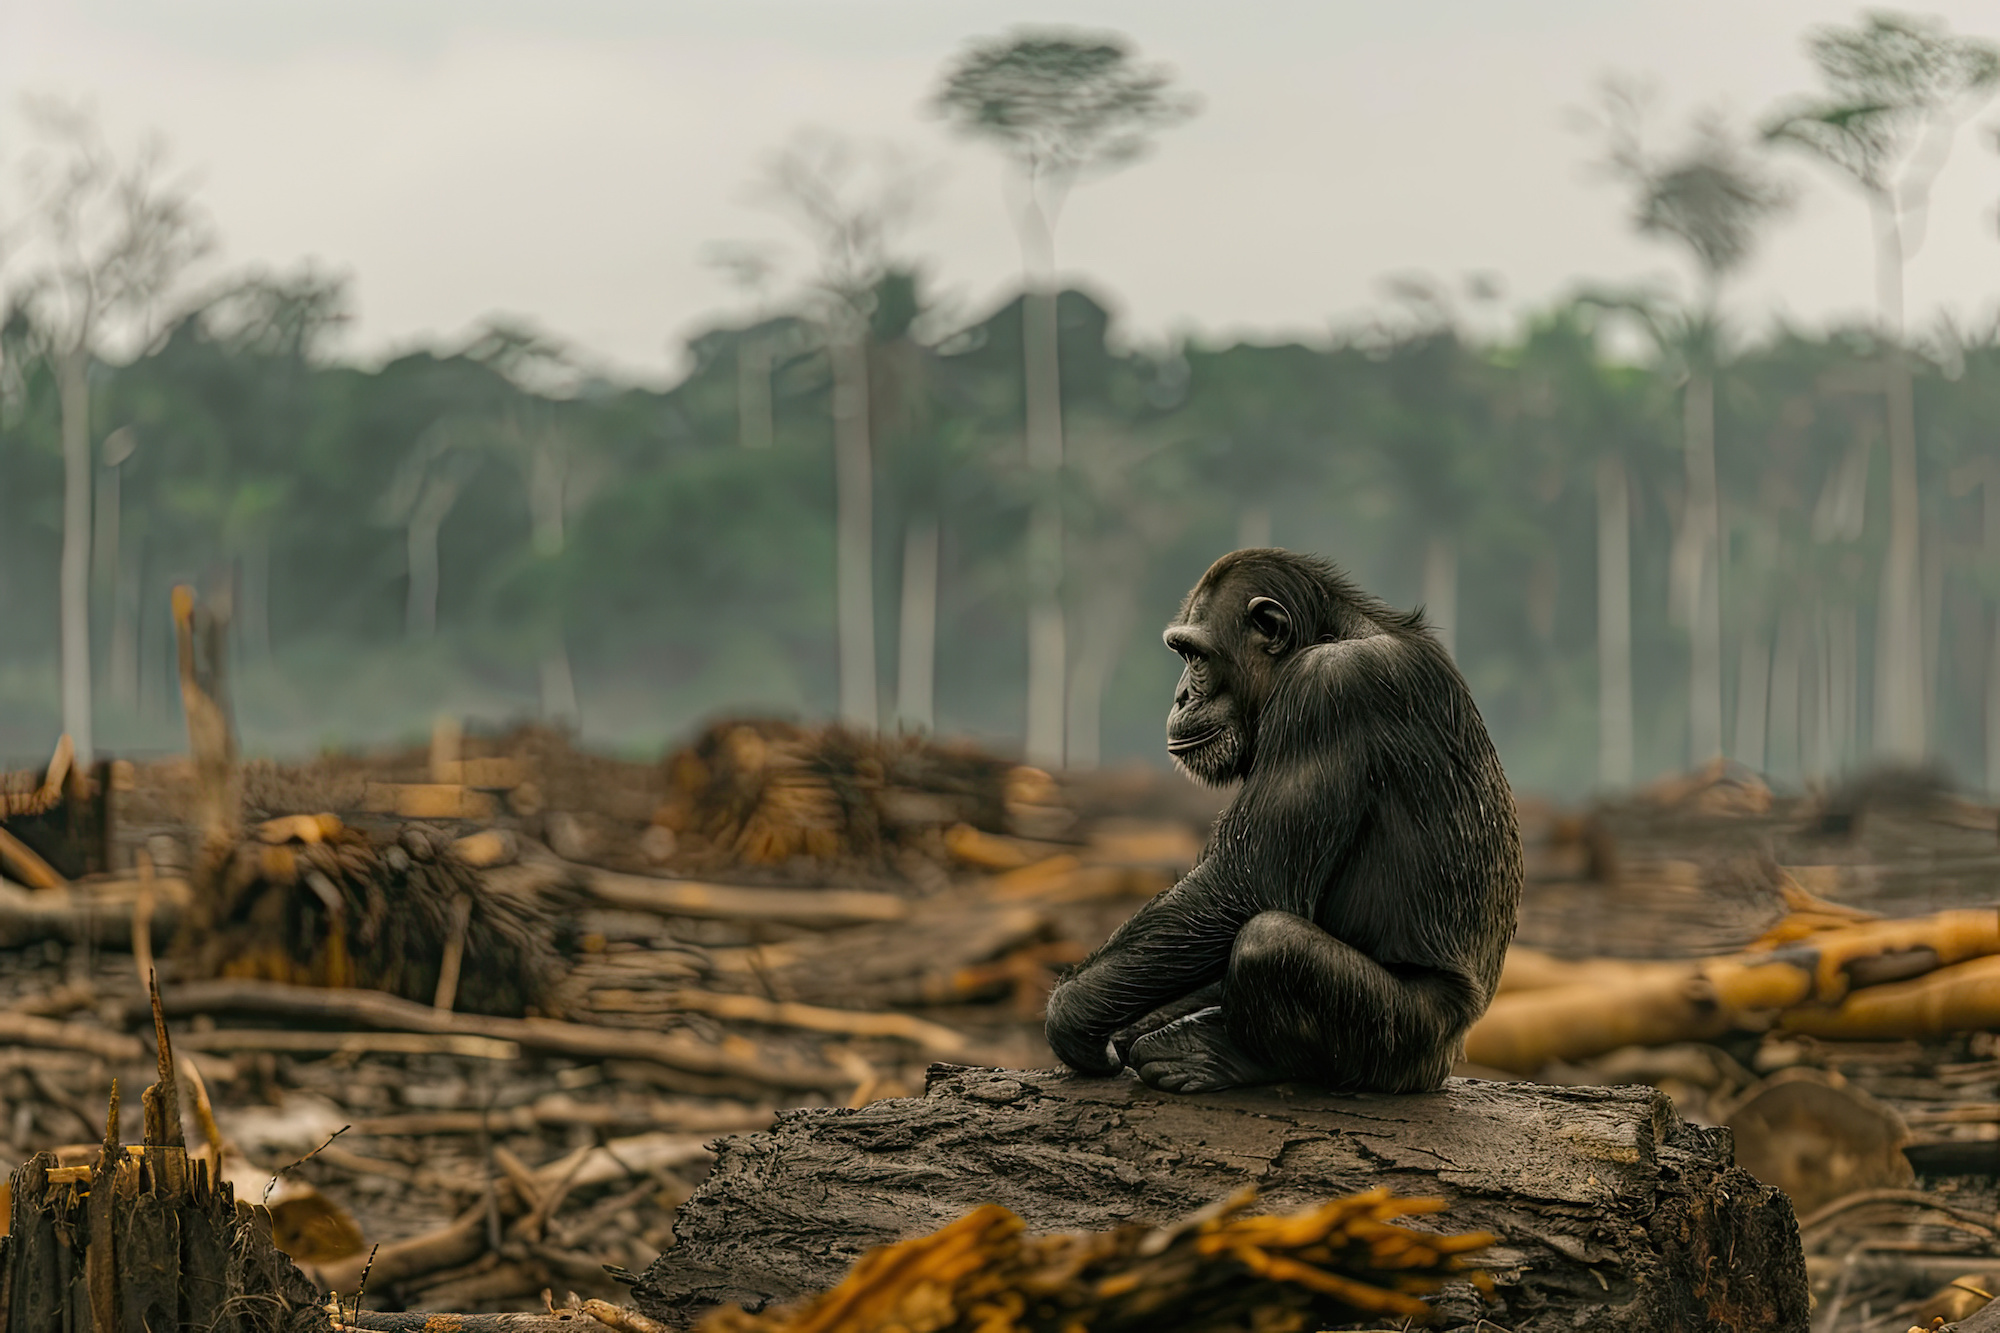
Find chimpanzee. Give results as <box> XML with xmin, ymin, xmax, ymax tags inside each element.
<box><xmin>1044</xmin><ymin>549</ymin><xmax>1522</xmax><ymax>1094</ymax></box>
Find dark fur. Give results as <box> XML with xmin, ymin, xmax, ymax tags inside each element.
<box><xmin>1044</xmin><ymin>549</ymin><xmax>1523</xmax><ymax>1093</ymax></box>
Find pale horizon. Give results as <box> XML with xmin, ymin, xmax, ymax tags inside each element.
<box><xmin>5</xmin><ymin>0</ymin><xmax>1999</xmax><ymax>382</ymax></box>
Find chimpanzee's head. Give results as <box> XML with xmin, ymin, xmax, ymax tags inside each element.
<box><xmin>1163</xmin><ymin>548</ymin><xmax>1384</xmax><ymax>786</ymax></box>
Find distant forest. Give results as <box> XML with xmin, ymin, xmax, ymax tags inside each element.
<box><xmin>4</xmin><ymin>15</ymin><xmax>2000</xmax><ymax>798</ymax></box>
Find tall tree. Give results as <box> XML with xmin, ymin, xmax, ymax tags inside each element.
<box><xmin>755</xmin><ymin>132</ymin><xmax>928</xmax><ymax>732</ymax></box>
<box><xmin>867</xmin><ymin>268</ymin><xmax>947</xmax><ymax>734</ymax></box>
<box><xmin>932</xmin><ymin>29</ymin><xmax>1196</xmax><ymax>768</ymax></box>
<box><xmin>1588</xmin><ymin>83</ymin><xmax>1790</xmax><ymax>767</ymax></box>
<box><xmin>4</xmin><ymin>102</ymin><xmax>211</xmax><ymax>762</ymax></box>
<box><xmin>1764</xmin><ymin>13</ymin><xmax>2000</xmax><ymax>762</ymax></box>
<box><xmin>464</xmin><ymin>320</ymin><xmax>602</xmax><ymax>727</ymax></box>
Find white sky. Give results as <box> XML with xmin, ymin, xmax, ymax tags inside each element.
<box><xmin>4</xmin><ymin>0</ymin><xmax>1999</xmax><ymax>382</ymax></box>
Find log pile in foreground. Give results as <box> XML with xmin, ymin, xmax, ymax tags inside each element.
<box><xmin>637</xmin><ymin>1065</ymin><xmax>1811</xmax><ymax>1333</ymax></box>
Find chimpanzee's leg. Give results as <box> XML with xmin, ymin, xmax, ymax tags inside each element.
<box><xmin>1128</xmin><ymin>910</ymin><xmax>1476</xmax><ymax>1094</ymax></box>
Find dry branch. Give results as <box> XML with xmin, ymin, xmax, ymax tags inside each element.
<box><xmin>135</xmin><ymin>979</ymin><xmax>851</xmax><ymax>1092</ymax></box>
<box><xmin>0</xmin><ymin>826</ymin><xmax>66</xmax><ymax>890</ymax></box>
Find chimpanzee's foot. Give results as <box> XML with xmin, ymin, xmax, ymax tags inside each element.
<box><xmin>1129</xmin><ymin>1007</ymin><xmax>1280</xmax><ymax>1093</ymax></box>
<box><xmin>1111</xmin><ymin>982</ymin><xmax>1226</xmax><ymax>1067</ymax></box>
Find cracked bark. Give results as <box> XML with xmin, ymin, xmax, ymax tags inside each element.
<box><xmin>636</xmin><ymin>1065</ymin><xmax>1808</xmax><ymax>1332</ymax></box>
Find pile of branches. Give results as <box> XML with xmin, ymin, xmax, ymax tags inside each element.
<box><xmin>698</xmin><ymin>1187</ymin><xmax>1495</xmax><ymax>1333</ymax></box>
<box><xmin>186</xmin><ymin>815</ymin><xmax>571</xmax><ymax>1018</ymax></box>
<box><xmin>653</xmin><ymin>720</ymin><xmax>1059</xmax><ymax>874</ymax></box>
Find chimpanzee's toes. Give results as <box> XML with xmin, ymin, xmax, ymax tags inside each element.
<box><xmin>1129</xmin><ymin>1012</ymin><xmax>1246</xmax><ymax>1093</ymax></box>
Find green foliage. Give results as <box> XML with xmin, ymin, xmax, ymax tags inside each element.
<box><xmin>930</xmin><ymin>29</ymin><xmax>1200</xmax><ymax>191</ymax></box>
<box><xmin>8</xmin><ymin>260</ymin><xmax>2000</xmax><ymax>793</ymax></box>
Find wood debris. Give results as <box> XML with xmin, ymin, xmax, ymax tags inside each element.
<box><xmin>695</xmin><ymin>1187</ymin><xmax>1494</xmax><ymax>1333</ymax></box>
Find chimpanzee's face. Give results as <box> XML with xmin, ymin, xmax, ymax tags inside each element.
<box><xmin>1163</xmin><ymin>582</ymin><xmax>1293</xmax><ymax>787</ymax></box>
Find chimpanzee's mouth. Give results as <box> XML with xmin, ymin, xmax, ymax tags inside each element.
<box><xmin>1166</xmin><ymin>727</ymin><xmax>1224</xmax><ymax>754</ymax></box>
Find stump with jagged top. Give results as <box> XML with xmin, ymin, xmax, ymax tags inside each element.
<box><xmin>636</xmin><ymin>1065</ymin><xmax>1811</xmax><ymax>1333</ymax></box>
<box><xmin>0</xmin><ymin>984</ymin><xmax>328</xmax><ymax>1331</ymax></box>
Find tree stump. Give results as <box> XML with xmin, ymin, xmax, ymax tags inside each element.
<box><xmin>0</xmin><ymin>985</ymin><xmax>329</xmax><ymax>1332</ymax></box>
<box><xmin>636</xmin><ymin>1066</ymin><xmax>1809</xmax><ymax>1332</ymax></box>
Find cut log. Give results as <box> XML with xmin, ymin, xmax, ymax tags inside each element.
<box><xmin>582</xmin><ymin>867</ymin><xmax>910</xmax><ymax>928</ymax></box>
<box><xmin>635</xmin><ymin>1066</ymin><xmax>1810</xmax><ymax>1333</ymax></box>
<box><xmin>0</xmin><ymin>877</ymin><xmax>186</xmax><ymax>949</ymax></box>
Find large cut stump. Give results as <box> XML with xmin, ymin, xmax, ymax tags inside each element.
<box><xmin>636</xmin><ymin>1066</ymin><xmax>1808</xmax><ymax>1332</ymax></box>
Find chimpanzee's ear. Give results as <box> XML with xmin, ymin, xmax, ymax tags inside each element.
<box><xmin>1246</xmin><ymin>597</ymin><xmax>1291</xmax><ymax>655</ymax></box>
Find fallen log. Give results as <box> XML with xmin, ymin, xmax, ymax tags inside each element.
<box><xmin>0</xmin><ymin>877</ymin><xmax>187</xmax><ymax>949</ymax></box>
<box><xmin>1467</xmin><ymin>907</ymin><xmax>2000</xmax><ymax>1073</ymax></box>
<box><xmin>131</xmin><ymin>980</ymin><xmax>851</xmax><ymax>1093</ymax></box>
<box><xmin>342</xmin><ymin>1318</ymin><xmax>586</xmax><ymax>1333</ymax></box>
<box><xmin>582</xmin><ymin>867</ymin><xmax>910</xmax><ymax>928</ymax></box>
<box><xmin>0</xmin><ymin>1011</ymin><xmax>147</xmax><ymax>1062</ymax></box>
<box><xmin>635</xmin><ymin>1066</ymin><xmax>1809</xmax><ymax>1333</ymax></box>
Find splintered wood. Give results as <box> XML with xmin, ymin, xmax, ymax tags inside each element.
<box><xmin>696</xmin><ymin>1188</ymin><xmax>1494</xmax><ymax>1333</ymax></box>
<box><xmin>0</xmin><ymin>982</ymin><xmax>328</xmax><ymax>1330</ymax></box>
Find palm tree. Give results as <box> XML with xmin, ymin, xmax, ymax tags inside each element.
<box><xmin>1764</xmin><ymin>13</ymin><xmax>2000</xmax><ymax>762</ymax></box>
<box><xmin>1586</xmin><ymin>84</ymin><xmax>1790</xmax><ymax>766</ymax></box>
<box><xmin>754</xmin><ymin>132</ymin><xmax>929</xmax><ymax>733</ymax></box>
<box><xmin>932</xmin><ymin>29</ymin><xmax>1196</xmax><ymax>767</ymax></box>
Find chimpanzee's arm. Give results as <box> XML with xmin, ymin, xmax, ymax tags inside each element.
<box><xmin>1043</xmin><ymin>640</ymin><xmax>1381</xmax><ymax>1075</ymax></box>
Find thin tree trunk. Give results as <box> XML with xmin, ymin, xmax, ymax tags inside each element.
<box><xmin>1871</xmin><ymin>197</ymin><xmax>1924</xmax><ymax>763</ymax></box>
<box><xmin>1833</xmin><ymin>603</ymin><xmax>1858</xmax><ymax>770</ymax></box>
<box><xmin>521</xmin><ymin>429</ymin><xmax>580</xmax><ymax>729</ymax></box>
<box><xmin>240</xmin><ymin>530</ymin><xmax>271</xmax><ymax>665</ymax></box>
<box><xmin>1596</xmin><ymin>455</ymin><xmax>1634</xmax><ymax>790</ymax></box>
<box><xmin>57</xmin><ymin>347</ymin><xmax>94</xmax><ymax>764</ymax></box>
<box><xmin>539</xmin><ymin>643</ymin><xmax>578</xmax><ymax>729</ymax></box>
<box><xmin>1802</xmin><ymin>608</ymin><xmax>1828</xmax><ymax>786</ymax></box>
<box><xmin>108</xmin><ymin>523</ymin><xmax>142</xmax><ymax>711</ymax></box>
<box><xmin>407</xmin><ymin>515</ymin><xmax>443</xmax><ymax>641</ymax></box>
<box><xmin>1984</xmin><ymin>477</ymin><xmax>2000</xmax><ymax>798</ymax></box>
<box><xmin>1922</xmin><ymin>519</ymin><xmax>1944</xmax><ymax>735</ymax></box>
<box><xmin>1064</xmin><ymin>582</ymin><xmax>1140</xmax><ymax>775</ymax></box>
<box><xmin>831</xmin><ymin>332</ymin><xmax>878</xmax><ymax>731</ymax></box>
<box><xmin>1022</xmin><ymin>276</ymin><xmax>1066</xmax><ymax>769</ymax></box>
<box><xmin>1421</xmin><ymin>533</ymin><xmax>1457</xmax><ymax>660</ymax></box>
<box><xmin>896</xmin><ymin>514</ymin><xmax>938</xmax><ymax>732</ymax></box>
<box><xmin>1769</xmin><ymin>605</ymin><xmax>1803</xmax><ymax>786</ymax></box>
<box><xmin>1236</xmin><ymin>506</ymin><xmax>1272</xmax><ymax>550</ymax></box>
<box><xmin>1684</xmin><ymin>370</ymin><xmax>1723</xmax><ymax>765</ymax></box>
<box><xmin>1990</xmin><ymin>603</ymin><xmax>2000</xmax><ymax>799</ymax></box>
<box><xmin>1733</xmin><ymin>617</ymin><xmax>1771</xmax><ymax>775</ymax></box>
<box><xmin>1876</xmin><ymin>352</ymin><xmax>1925</xmax><ymax>762</ymax></box>
<box><xmin>739</xmin><ymin>333</ymin><xmax>774</xmax><ymax>451</ymax></box>
<box><xmin>92</xmin><ymin>459</ymin><xmax>118</xmax><ymax>623</ymax></box>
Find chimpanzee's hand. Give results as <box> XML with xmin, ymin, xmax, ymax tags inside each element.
<box><xmin>1043</xmin><ymin>981</ymin><xmax>1124</xmax><ymax>1076</ymax></box>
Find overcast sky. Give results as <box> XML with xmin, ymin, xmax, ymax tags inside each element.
<box><xmin>5</xmin><ymin>0</ymin><xmax>1999</xmax><ymax>382</ymax></box>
